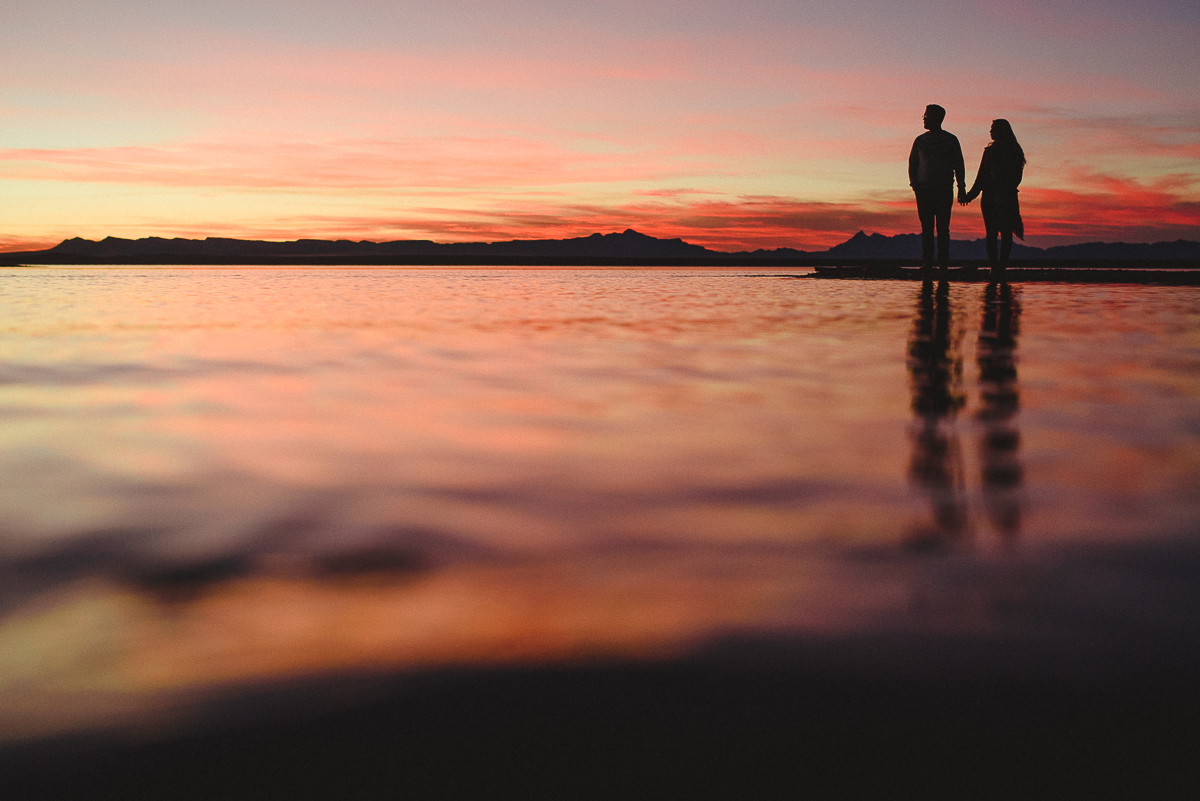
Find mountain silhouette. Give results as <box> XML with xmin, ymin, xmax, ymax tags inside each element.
<box><xmin>40</xmin><ymin>229</ymin><xmax>711</xmax><ymax>260</ymax></box>
<box><xmin>3</xmin><ymin>229</ymin><xmax>1198</xmax><ymax>264</ymax></box>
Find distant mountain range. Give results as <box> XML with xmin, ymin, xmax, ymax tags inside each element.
<box><xmin>3</xmin><ymin>229</ymin><xmax>1198</xmax><ymax>263</ymax></box>
<box><xmin>817</xmin><ymin>231</ymin><xmax>1200</xmax><ymax>261</ymax></box>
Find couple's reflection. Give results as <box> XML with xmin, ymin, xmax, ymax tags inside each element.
<box><xmin>906</xmin><ymin>280</ymin><xmax>1022</xmax><ymax>548</ymax></box>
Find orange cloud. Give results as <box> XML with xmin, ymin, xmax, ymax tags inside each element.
<box><xmin>0</xmin><ymin>235</ymin><xmax>58</xmax><ymax>253</ymax></box>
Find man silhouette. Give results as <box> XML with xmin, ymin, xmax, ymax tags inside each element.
<box><xmin>909</xmin><ymin>104</ymin><xmax>966</xmax><ymax>272</ymax></box>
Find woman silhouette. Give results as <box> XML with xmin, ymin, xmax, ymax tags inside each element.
<box><xmin>961</xmin><ymin>119</ymin><xmax>1025</xmax><ymax>279</ymax></box>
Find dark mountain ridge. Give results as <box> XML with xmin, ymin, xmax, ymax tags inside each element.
<box><xmin>38</xmin><ymin>229</ymin><xmax>711</xmax><ymax>259</ymax></box>
<box><xmin>821</xmin><ymin>231</ymin><xmax>1200</xmax><ymax>261</ymax></box>
<box><xmin>4</xmin><ymin>229</ymin><xmax>1198</xmax><ymax>263</ymax></box>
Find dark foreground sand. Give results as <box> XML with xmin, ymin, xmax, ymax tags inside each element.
<box><xmin>3</xmin><ymin>632</ymin><xmax>1198</xmax><ymax>801</ymax></box>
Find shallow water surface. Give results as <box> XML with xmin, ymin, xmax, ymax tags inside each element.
<box><xmin>1</xmin><ymin>267</ymin><xmax>1198</xmax><ymax>740</ymax></box>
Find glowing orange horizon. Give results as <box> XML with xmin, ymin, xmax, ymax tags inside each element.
<box><xmin>4</xmin><ymin>176</ymin><xmax>1197</xmax><ymax>255</ymax></box>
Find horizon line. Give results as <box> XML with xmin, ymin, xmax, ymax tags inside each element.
<box><xmin>5</xmin><ymin>228</ymin><xmax>1200</xmax><ymax>257</ymax></box>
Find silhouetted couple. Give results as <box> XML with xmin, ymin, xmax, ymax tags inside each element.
<box><xmin>909</xmin><ymin>104</ymin><xmax>1025</xmax><ymax>277</ymax></box>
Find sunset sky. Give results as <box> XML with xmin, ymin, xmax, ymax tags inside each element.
<box><xmin>2</xmin><ymin>0</ymin><xmax>1197</xmax><ymax>251</ymax></box>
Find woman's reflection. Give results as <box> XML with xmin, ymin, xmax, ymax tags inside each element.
<box><xmin>906</xmin><ymin>279</ymin><xmax>968</xmax><ymax>549</ymax></box>
<box><xmin>905</xmin><ymin>279</ymin><xmax>1024</xmax><ymax>548</ymax></box>
<box><xmin>976</xmin><ymin>281</ymin><xmax>1023</xmax><ymax>542</ymax></box>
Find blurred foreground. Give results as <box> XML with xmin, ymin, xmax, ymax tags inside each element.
<box><xmin>1</xmin><ymin>269</ymin><xmax>1198</xmax><ymax>796</ymax></box>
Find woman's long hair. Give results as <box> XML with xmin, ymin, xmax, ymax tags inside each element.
<box><xmin>990</xmin><ymin>119</ymin><xmax>1026</xmax><ymax>165</ymax></box>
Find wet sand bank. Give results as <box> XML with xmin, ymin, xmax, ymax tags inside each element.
<box><xmin>4</xmin><ymin>631</ymin><xmax>1199</xmax><ymax>801</ymax></box>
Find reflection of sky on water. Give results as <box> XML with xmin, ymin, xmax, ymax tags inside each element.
<box><xmin>1</xmin><ymin>268</ymin><xmax>1198</xmax><ymax>741</ymax></box>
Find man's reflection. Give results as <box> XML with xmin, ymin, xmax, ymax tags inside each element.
<box><xmin>976</xmin><ymin>281</ymin><xmax>1023</xmax><ymax>542</ymax></box>
<box><xmin>906</xmin><ymin>279</ymin><xmax>968</xmax><ymax>548</ymax></box>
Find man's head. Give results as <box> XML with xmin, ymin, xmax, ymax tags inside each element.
<box><xmin>923</xmin><ymin>104</ymin><xmax>946</xmax><ymax>131</ymax></box>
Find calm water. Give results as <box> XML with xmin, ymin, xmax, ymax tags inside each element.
<box><xmin>2</xmin><ymin>267</ymin><xmax>1199</xmax><ymax>740</ymax></box>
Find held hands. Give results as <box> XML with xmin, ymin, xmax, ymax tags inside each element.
<box><xmin>957</xmin><ymin>189</ymin><xmax>970</xmax><ymax>206</ymax></box>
